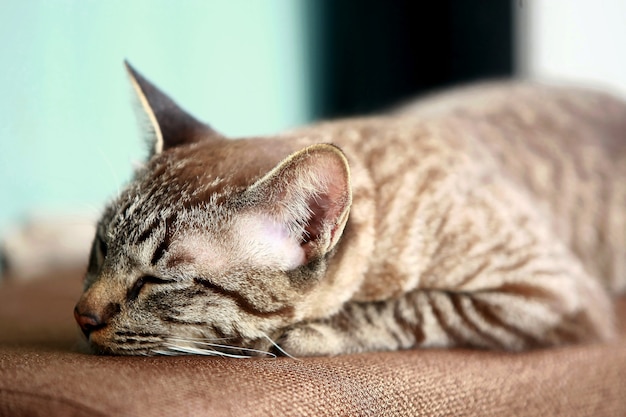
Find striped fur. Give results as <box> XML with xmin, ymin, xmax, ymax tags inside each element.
<box><xmin>74</xmin><ymin>67</ymin><xmax>625</xmax><ymax>357</ymax></box>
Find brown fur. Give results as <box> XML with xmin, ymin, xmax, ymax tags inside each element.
<box><xmin>74</xmin><ymin>65</ymin><xmax>625</xmax><ymax>357</ymax></box>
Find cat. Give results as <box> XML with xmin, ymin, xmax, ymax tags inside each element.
<box><xmin>74</xmin><ymin>62</ymin><xmax>626</xmax><ymax>357</ymax></box>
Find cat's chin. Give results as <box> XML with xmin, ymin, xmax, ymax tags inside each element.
<box><xmin>81</xmin><ymin>341</ymin><xmax>118</xmax><ymax>356</ymax></box>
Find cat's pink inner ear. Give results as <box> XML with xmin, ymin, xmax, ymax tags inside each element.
<box><xmin>300</xmin><ymin>157</ymin><xmax>352</xmax><ymax>254</ymax></box>
<box><xmin>253</xmin><ymin>144</ymin><xmax>352</xmax><ymax>262</ymax></box>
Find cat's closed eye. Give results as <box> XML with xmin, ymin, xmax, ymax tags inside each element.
<box><xmin>127</xmin><ymin>275</ymin><xmax>171</xmax><ymax>301</ymax></box>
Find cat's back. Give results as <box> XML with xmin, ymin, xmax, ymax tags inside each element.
<box><xmin>353</xmin><ymin>82</ymin><xmax>625</xmax><ymax>293</ymax></box>
<box><xmin>273</xmin><ymin>82</ymin><xmax>626</xmax><ymax>293</ymax></box>
<box><xmin>295</xmin><ymin>81</ymin><xmax>626</xmax><ymax>181</ymax></box>
<box><xmin>398</xmin><ymin>81</ymin><xmax>626</xmax><ymax>158</ymax></box>
<box><xmin>399</xmin><ymin>82</ymin><xmax>626</xmax><ymax>291</ymax></box>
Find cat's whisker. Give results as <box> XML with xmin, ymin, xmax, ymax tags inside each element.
<box><xmin>164</xmin><ymin>344</ymin><xmax>223</xmax><ymax>357</ymax></box>
<box><xmin>163</xmin><ymin>342</ymin><xmax>262</xmax><ymax>359</ymax></box>
<box><xmin>151</xmin><ymin>349</ymin><xmax>181</xmax><ymax>356</ymax></box>
<box><xmin>261</xmin><ymin>333</ymin><xmax>300</xmax><ymax>360</ymax></box>
<box><xmin>166</xmin><ymin>337</ymin><xmax>277</xmax><ymax>358</ymax></box>
<box><xmin>151</xmin><ymin>342</ymin><xmax>217</xmax><ymax>357</ymax></box>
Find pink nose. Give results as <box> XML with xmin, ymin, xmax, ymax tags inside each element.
<box><xmin>73</xmin><ymin>298</ymin><xmax>122</xmax><ymax>339</ymax></box>
<box><xmin>73</xmin><ymin>307</ymin><xmax>103</xmax><ymax>338</ymax></box>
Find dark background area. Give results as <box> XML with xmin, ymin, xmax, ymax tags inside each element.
<box><xmin>309</xmin><ymin>1</ymin><xmax>514</xmax><ymax>119</ymax></box>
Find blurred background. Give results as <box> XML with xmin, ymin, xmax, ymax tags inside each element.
<box><xmin>1</xmin><ymin>0</ymin><xmax>626</xmax><ymax>276</ymax></box>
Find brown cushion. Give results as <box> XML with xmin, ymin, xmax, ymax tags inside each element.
<box><xmin>1</xmin><ymin>269</ymin><xmax>625</xmax><ymax>417</ymax></box>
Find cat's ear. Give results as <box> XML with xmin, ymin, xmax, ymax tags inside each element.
<box><xmin>124</xmin><ymin>60</ymin><xmax>221</xmax><ymax>157</ymax></box>
<box><xmin>247</xmin><ymin>144</ymin><xmax>352</xmax><ymax>264</ymax></box>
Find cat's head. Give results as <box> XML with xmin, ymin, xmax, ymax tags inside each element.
<box><xmin>73</xmin><ymin>62</ymin><xmax>352</xmax><ymax>356</ymax></box>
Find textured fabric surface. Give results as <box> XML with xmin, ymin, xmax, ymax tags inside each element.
<box><xmin>1</xmin><ymin>269</ymin><xmax>625</xmax><ymax>417</ymax></box>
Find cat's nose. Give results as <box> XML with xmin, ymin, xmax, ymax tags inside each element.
<box><xmin>73</xmin><ymin>307</ymin><xmax>103</xmax><ymax>338</ymax></box>
<box><xmin>73</xmin><ymin>301</ymin><xmax>121</xmax><ymax>339</ymax></box>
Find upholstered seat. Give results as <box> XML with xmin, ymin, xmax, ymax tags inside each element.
<box><xmin>1</xmin><ymin>268</ymin><xmax>625</xmax><ymax>416</ymax></box>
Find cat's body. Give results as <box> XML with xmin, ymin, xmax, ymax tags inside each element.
<box><xmin>74</xmin><ymin>64</ymin><xmax>625</xmax><ymax>357</ymax></box>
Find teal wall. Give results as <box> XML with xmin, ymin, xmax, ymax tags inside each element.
<box><xmin>0</xmin><ymin>1</ymin><xmax>311</xmax><ymax>235</ymax></box>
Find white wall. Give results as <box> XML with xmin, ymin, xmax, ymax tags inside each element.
<box><xmin>517</xmin><ymin>0</ymin><xmax>626</xmax><ymax>97</ymax></box>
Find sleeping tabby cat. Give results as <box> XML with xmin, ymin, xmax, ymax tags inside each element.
<box><xmin>74</xmin><ymin>62</ymin><xmax>626</xmax><ymax>357</ymax></box>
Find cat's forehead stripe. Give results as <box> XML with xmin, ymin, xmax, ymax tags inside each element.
<box><xmin>135</xmin><ymin>216</ymin><xmax>160</xmax><ymax>244</ymax></box>
<box><xmin>150</xmin><ymin>214</ymin><xmax>177</xmax><ymax>265</ymax></box>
